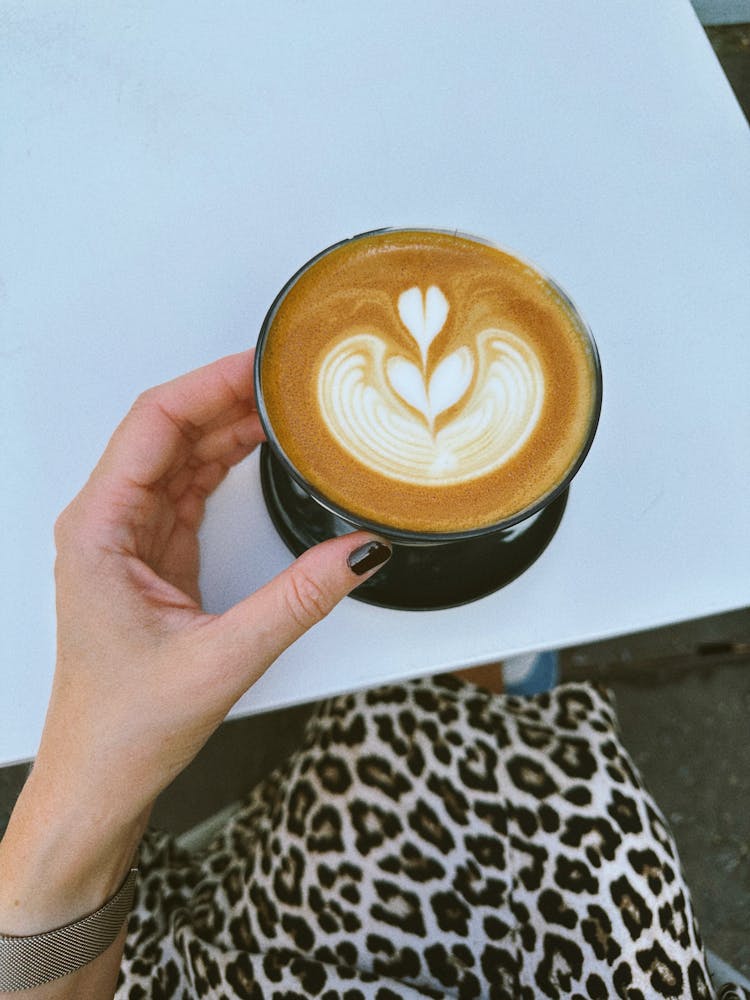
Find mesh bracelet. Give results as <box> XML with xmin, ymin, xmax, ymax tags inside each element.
<box><xmin>0</xmin><ymin>867</ymin><xmax>138</xmax><ymax>992</ymax></box>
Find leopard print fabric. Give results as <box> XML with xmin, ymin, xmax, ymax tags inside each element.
<box><xmin>116</xmin><ymin>678</ymin><xmax>736</xmax><ymax>999</ymax></box>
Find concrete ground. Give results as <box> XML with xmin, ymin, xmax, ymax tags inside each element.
<box><xmin>1</xmin><ymin>15</ymin><xmax>748</xmax><ymax>984</ymax></box>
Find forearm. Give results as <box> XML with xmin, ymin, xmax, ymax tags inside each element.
<box><xmin>0</xmin><ymin>766</ymin><xmax>150</xmax><ymax>998</ymax></box>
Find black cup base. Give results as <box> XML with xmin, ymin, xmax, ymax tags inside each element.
<box><xmin>259</xmin><ymin>444</ymin><xmax>568</xmax><ymax>611</ymax></box>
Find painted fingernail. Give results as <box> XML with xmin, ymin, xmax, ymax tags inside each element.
<box><xmin>347</xmin><ymin>540</ymin><xmax>392</xmax><ymax>576</ymax></box>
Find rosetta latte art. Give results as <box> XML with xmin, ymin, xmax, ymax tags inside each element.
<box><xmin>318</xmin><ymin>285</ymin><xmax>545</xmax><ymax>486</ymax></box>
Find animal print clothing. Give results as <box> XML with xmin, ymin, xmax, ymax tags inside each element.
<box><xmin>116</xmin><ymin>678</ymin><xmax>738</xmax><ymax>999</ymax></box>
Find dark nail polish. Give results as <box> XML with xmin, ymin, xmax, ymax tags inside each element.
<box><xmin>347</xmin><ymin>540</ymin><xmax>392</xmax><ymax>576</ymax></box>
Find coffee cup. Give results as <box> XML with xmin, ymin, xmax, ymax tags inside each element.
<box><xmin>254</xmin><ymin>229</ymin><xmax>602</xmax><ymax>608</ymax></box>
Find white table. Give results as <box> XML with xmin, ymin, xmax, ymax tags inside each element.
<box><xmin>2</xmin><ymin>1</ymin><xmax>749</xmax><ymax>767</ymax></box>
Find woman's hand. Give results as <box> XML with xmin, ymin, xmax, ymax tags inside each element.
<box><xmin>0</xmin><ymin>349</ymin><xmax>389</xmax><ymax>947</ymax></box>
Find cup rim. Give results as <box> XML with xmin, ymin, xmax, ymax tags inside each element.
<box><xmin>253</xmin><ymin>227</ymin><xmax>603</xmax><ymax>543</ymax></box>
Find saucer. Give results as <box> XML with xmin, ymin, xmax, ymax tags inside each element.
<box><xmin>260</xmin><ymin>445</ymin><xmax>568</xmax><ymax>611</ymax></box>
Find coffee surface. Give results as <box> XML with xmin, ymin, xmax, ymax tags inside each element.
<box><xmin>260</xmin><ymin>230</ymin><xmax>598</xmax><ymax>533</ymax></box>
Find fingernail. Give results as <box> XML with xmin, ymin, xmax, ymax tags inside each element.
<box><xmin>347</xmin><ymin>540</ymin><xmax>392</xmax><ymax>576</ymax></box>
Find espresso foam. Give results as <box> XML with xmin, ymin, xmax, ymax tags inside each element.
<box><xmin>260</xmin><ymin>231</ymin><xmax>598</xmax><ymax>533</ymax></box>
<box><xmin>318</xmin><ymin>324</ymin><xmax>544</xmax><ymax>485</ymax></box>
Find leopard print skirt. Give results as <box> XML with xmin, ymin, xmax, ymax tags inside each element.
<box><xmin>116</xmin><ymin>678</ymin><xmax>738</xmax><ymax>999</ymax></box>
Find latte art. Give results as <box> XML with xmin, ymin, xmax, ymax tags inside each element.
<box><xmin>318</xmin><ymin>285</ymin><xmax>545</xmax><ymax>486</ymax></box>
<box><xmin>259</xmin><ymin>230</ymin><xmax>599</xmax><ymax>533</ymax></box>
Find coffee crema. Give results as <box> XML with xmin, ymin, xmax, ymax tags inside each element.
<box><xmin>259</xmin><ymin>230</ymin><xmax>599</xmax><ymax>534</ymax></box>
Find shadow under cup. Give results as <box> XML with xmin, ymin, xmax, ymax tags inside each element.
<box><xmin>254</xmin><ymin>230</ymin><xmax>602</xmax><ymax>611</ymax></box>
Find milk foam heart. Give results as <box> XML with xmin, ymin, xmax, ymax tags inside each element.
<box><xmin>397</xmin><ymin>285</ymin><xmax>449</xmax><ymax>365</ymax></box>
<box><xmin>386</xmin><ymin>347</ymin><xmax>474</xmax><ymax>430</ymax></box>
<box><xmin>317</xmin><ymin>285</ymin><xmax>545</xmax><ymax>485</ymax></box>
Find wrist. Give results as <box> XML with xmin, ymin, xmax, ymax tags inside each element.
<box><xmin>0</xmin><ymin>768</ymin><xmax>150</xmax><ymax>936</ymax></box>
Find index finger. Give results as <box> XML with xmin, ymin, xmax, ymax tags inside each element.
<box><xmin>148</xmin><ymin>348</ymin><xmax>257</xmax><ymax>428</ymax></box>
<box><xmin>96</xmin><ymin>349</ymin><xmax>258</xmax><ymax>488</ymax></box>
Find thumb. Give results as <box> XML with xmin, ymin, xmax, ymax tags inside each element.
<box><xmin>210</xmin><ymin>531</ymin><xmax>391</xmax><ymax>682</ymax></box>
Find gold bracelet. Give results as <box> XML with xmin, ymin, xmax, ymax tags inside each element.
<box><xmin>0</xmin><ymin>867</ymin><xmax>138</xmax><ymax>991</ymax></box>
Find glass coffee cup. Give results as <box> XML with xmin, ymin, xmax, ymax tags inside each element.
<box><xmin>254</xmin><ymin>228</ymin><xmax>602</xmax><ymax>610</ymax></box>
